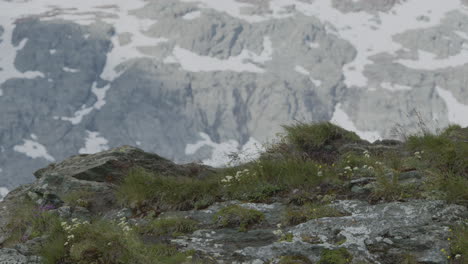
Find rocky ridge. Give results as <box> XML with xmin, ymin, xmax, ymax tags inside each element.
<box><xmin>0</xmin><ymin>123</ymin><xmax>466</xmax><ymax>264</ymax></box>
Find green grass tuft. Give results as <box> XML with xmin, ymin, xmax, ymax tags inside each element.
<box><xmin>62</xmin><ymin>190</ymin><xmax>95</xmax><ymax>209</ymax></box>
<box><xmin>278</xmin><ymin>255</ymin><xmax>313</xmax><ymax>264</ymax></box>
<box><xmin>282</xmin><ymin>122</ymin><xmax>360</xmax><ymax>151</ymax></box>
<box><xmin>40</xmin><ymin>218</ymin><xmax>192</xmax><ymax>264</ymax></box>
<box><xmin>4</xmin><ymin>199</ymin><xmax>62</xmax><ymax>246</ymax></box>
<box><xmin>449</xmin><ymin>222</ymin><xmax>468</xmax><ymax>263</ymax></box>
<box><xmin>138</xmin><ymin>217</ymin><xmax>198</xmax><ymax>237</ymax></box>
<box><xmin>406</xmin><ymin>127</ymin><xmax>467</xmax><ymax>177</ymax></box>
<box><xmin>282</xmin><ymin>202</ymin><xmax>345</xmax><ymax>226</ymax></box>
<box><xmin>370</xmin><ymin>171</ymin><xmax>421</xmax><ymax>202</ymax></box>
<box><xmin>222</xmin><ymin>158</ymin><xmax>340</xmax><ymax>202</ymax></box>
<box><xmin>117</xmin><ymin>167</ymin><xmax>219</xmax><ymax>211</ymax></box>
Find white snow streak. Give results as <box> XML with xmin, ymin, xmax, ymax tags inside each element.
<box><xmin>169</xmin><ymin>36</ymin><xmax>273</xmax><ymax>73</ymax></box>
<box><xmin>0</xmin><ymin>187</ymin><xmax>8</xmax><ymax>202</ymax></box>
<box><xmin>183</xmin><ymin>10</ymin><xmax>202</xmax><ymax>20</ymax></box>
<box><xmin>380</xmin><ymin>82</ymin><xmax>413</xmax><ymax>92</ymax></box>
<box><xmin>397</xmin><ymin>49</ymin><xmax>468</xmax><ymax>70</ymax></box>
<box><xmin>294</xmin><ymin>65</ymin><xmax>322</xmax><ymax>86</ymax></box>
<box><xmin>63</xmin><ymin>67</ymin><xmax>80</xmax><ymax>73</ymax></box>
<box><xmin>54</xmin><ymin>83</ymin><xmax>110</xmax><ymax>124</ymax></box>
<box><xmin>185</xmin><ymin>133</ymin><xmax>264</xmax><ymax>167</ymax></box>
<box><xmin>331</xmin><ymin>103</ymin><xmax>381</xmax><ymax>142</ymax></box>
<box><xmin>436</xmin><ymin>86</ymin><xmax>468</xmax><ymax>127</ymax></box>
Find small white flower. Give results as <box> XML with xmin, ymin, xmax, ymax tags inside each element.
<box><xmin>273</xmin><ymin>230</ymin><xmax>283</xmax><ymax>236</ymax></box>
<box><xmin>353</xmin><ymin>167</ymin><xmax>359</xmax><ymax>171</ymax></box>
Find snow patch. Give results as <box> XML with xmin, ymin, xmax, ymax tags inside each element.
<box><xmin>54</xmin><ymin>83</ymin><xmax>110</xmax><ymax>124</ymax></box>
<box><xmin>308</xmin><ymin>41</ymin><xmax>320</xmax><ymax>49</ymax></box>
<box><xmin>169</xmin><ymin>36</ymin><xmax>273</xmax><ymax>73</ymax></box>
<box><xmin>63</xmin><ymin>67</ymin><xmax>80</xmax><ymax>73</ymax></box>
<box><xmin>180</xmin><ymin>0</ymin><xmax>291</xmax><ymax>23</ymax></box>
<box><xmin>294</xmin><ymin>65</ymin><xmax>322</xmax><ymax>86</ymax></box>
<box><xmin>79</xmin><ymin>131</ymin><xmax>109</xmax><ymax>154</ymax></box>
<box><xmin>0</xmin><ymin>187</ymin><xmax>8</xmax><ymax>202</ymax></box>
<box><xmin>397</xmin><ymin>49</ymin><xmax>468</xmax><ymax>70</ymax></box>
<box><xmin>436</xmin><ymin>86</ymin><xmax>468</xmax><ymax>127</ymax></box>
<box><xmin>13</xmin><ymin>139</ymin><xmax>55</xmax><ymax>162</ymax></box>
<box><xmin>380</xmin><ymin>82</ymin><xmax>413</xmax><ymax>91</ymax></box>
<box><xmin>310</xmin><ymin>78</ymin><xmax>322</xmax><ymax>87</ymax></box>
<box><xmin>294</xmin><ymin>65</ymin><xmax>309</xmax><ymax>76</ymax></box>
<box><xmin>185</xmin><ymin>133</ymin><xmax>264</xmax><ymax>167</ymax></box>
<box><xmin>454</xmin><ymin>30</ymin><xmax>468</xmax><ymax>40</ymax></box>
<box><xmin>331</xmin><ymin>103</ymin><xmax>381</xmax><ymax>142</ymax></box>
<box><xmin>183</xmin><ymin>10</ymin><xmax>202</xmax><ymax>20</ymax></box>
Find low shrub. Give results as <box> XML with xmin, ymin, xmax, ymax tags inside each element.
<box><xmin>138</xmin><ymin>217</ymin><xmax>198</xmax><ymax>237</ymax></box>
<box><xmin>213</xmin><ymin>205</ymin><xmax>264</xmax><ymax>232</ymax></box>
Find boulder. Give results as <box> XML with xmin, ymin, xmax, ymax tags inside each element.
<box><xmin>33</xmin><ymin>145</ymin><xmax>215</xmax><ymax>182</ymax></box>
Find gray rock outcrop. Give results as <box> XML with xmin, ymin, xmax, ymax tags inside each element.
<box><xmin>0</xmin><ymin>144</ymin><xmax>466</xmax><ymax>263</ymax></box>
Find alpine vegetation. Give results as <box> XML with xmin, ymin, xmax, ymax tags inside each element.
<box><xmin>0</xmin><ymin>122</ymin><xmax>466</xmax><ymax>263</ymax></box>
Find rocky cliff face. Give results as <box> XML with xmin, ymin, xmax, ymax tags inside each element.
<box><xmin>1</xmin><ymin>0</ymin><xmax>468</xmax><ymax>194</ymax></box>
